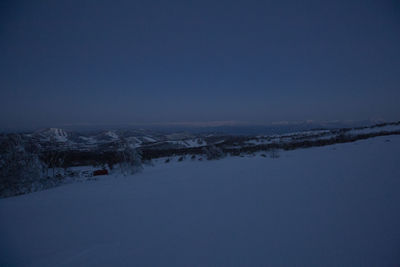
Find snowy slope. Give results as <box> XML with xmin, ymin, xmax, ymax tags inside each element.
<box><xmin>348</xmin><ymin>124</ymin><xmax>400</xmax><ymax>135</ymax></box>
<box><xmin>105</xmin><ymin>131</ymin><xmax>118</xmax><ymax>140</ymax></box>
<box><xmin>35</xmin><ymin>128</ymin><xmax>69</xmax><ymax>142</ymax></box>
<box><xmin>167</xmin><ymin>138</ymin><xmax>206</xmax><ymax>148</ymax></box>
<box><xmin>1</xmin><ymin>136</ymin><xmax>400</xmax><ymax>266</ymax></box>
<box><xmin>142</xmin><ymin>136</ymin><xmax>157</xmax><ymax>143</ymax></box>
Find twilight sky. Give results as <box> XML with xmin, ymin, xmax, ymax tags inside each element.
<box><xmin>1</xmin><ymin>0</ymin><xmax>400</xmax><ymax>130</ymax></box>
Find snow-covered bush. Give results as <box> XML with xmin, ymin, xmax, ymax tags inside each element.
<box><xmin>202</xmin><ymin>145</ymin><xmax>225</xmax><ymax>160</ymax></box>
<box><xmin>0</xmin><ymin>135</ymin><xmax>46</xmax><ymax>197</ymax></box>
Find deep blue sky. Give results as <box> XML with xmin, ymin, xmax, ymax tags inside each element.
<box><xmin>1</xmin><ymin>0</ymin><xmax>400</xmax><ymax>130</ymax></box>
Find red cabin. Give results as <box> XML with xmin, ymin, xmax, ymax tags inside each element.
<box><xmin>93</xmin><ymin>169</ymin><xmax>108</xmax><ymax>176</ymax></box>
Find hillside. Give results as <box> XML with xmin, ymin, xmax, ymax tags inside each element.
<box><xmin>1</xmin><ymin>135</ymin><xmax>399</xmax><ymax>266</ymax></box>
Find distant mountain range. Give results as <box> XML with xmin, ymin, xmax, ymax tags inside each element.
<box><xmin>3</xmin><ymin>120</ymin><xmax>398</xmax><ymax>153</ymax></box>
<box><xmin>0</xmin><ymin>118</ymin><xmax>386</xmax><ymax>134</ymax></box>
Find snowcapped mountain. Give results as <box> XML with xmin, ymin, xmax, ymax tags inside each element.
<box><xmin>105</xmin><ymin>131</ymin><xmax>118</xmax><ymax>140</ymax></box>
<box><xmin>16</xmin><ymin>121</ymin><xmax>400</xmax><ymax>152</ymax></box>
<box><xmin>94</xmin><ymin>131</ymin><xmax>120</xmax><ymax>142</ymax></box>
<box><xmin>166</xmin><ymin>138</ymin><xmax>207</xmax><ymax>148</ymax></box>
<box><xmin>33</xmin><ymin>128</ymin><xmax>69</xmax><ymax>142</ymax></box>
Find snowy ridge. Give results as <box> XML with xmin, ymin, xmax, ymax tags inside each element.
<box><xmin>244</xmin><ymin>123</ymin><xmax>400</xmax><ymax>147</ymax></box>
<box><xmin>15</xmin><ymin>121</ymin><xmax>400</xmax><ymax>152</ymax></box>
<box><xmin>34</xmin><ymin>128</ymin><xmax>69</xmax><ymax>142</ymax></box>
<box><xmin>167</xmin><ymin>138</ymin><xmax>206</xmax><ymax>148</ymax></box>
<box><xmin>104</xmin><ymin>131</ymin><xmax>118</xmax><ymax>140</ymax></box>
<box><xmin>142</xmin><ymin>136</ymin><xmax>156</xmax><ymax>143</ymax></box>
<box><xmin>348</xmin><ymin>124</ymin><xmax>400</xmax><ymax>135</ymax></box>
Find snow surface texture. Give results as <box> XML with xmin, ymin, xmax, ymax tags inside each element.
<box><xmin>1</xmin><ymin>136</ymin><xmax>400</xmax><ymax>266</ymax></box>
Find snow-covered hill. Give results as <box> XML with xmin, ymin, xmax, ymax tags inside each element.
<box><xmin>1</xmin><ymin>135</ymin><xmax>400</xmax><ymax>266</ymax></box>
<box><xmin>20</xmin><ymin>122</ymin><xmax>400</xmax><ymax>152</ymax></box>
<box><xmin>33</xmin><ymin>128</ymin><xmax>69</xmax><ymax>142</ymax></box>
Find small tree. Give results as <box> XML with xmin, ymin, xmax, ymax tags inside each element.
<box><xmin>118</xmin><ymin>139</ymin><xmax>143</xmax><ymax>175</ymax></box>
<box><xmin>202</xmin><ymin>145</ymin><xmax>225</xmax><ymax>160</ymax></box>
<box><xmin>42</xmin><ymin>136</ymin><xmax>66</xmax><ymax>178</ymax></box>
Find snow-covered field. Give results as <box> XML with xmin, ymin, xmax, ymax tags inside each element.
<box><xmin>1</xmin><ymin>135</ymin><xmax>400</xmax><ymax>266</ymax></box>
